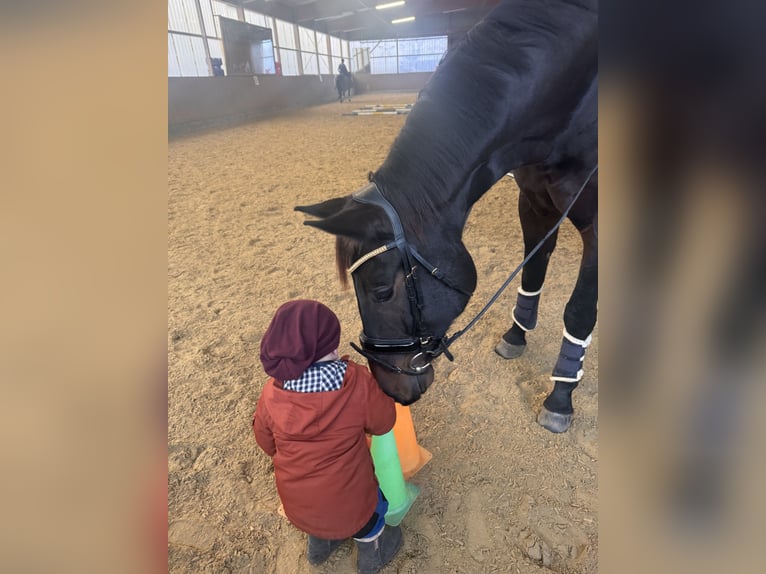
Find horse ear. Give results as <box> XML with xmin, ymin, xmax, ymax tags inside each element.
<box><xmin>301</xmin><ymin>201</ymin><xmax>382</xmax><ymax>240</ymax></box>
<box><xmin>302</xmin><ymin>210</ymin><xmax>364</xmax><ymax>239</ymax></box>
<box><xmin>294</xmin><ymin>197</ymin><xmax>349</xmax><ymax>219</ymax></box>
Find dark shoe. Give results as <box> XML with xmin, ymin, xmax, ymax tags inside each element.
<box><xmin>307</xmin><ymin>535</ymin><xmax>344</xmax><ymax>565</ymax></box>
<box><xmin>355</xmin><ymin>525</ymin><xmax>403</xmax><ymax>574</ymax></box>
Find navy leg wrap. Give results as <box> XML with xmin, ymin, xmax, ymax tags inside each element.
<box><xmin>550</xmin><ymin>330</ymin><xmax>591</xmax><ymax>383</ymax></box>
<box><xmin>512</xmin><ymin>289</ymin><xmax>541</xmax><ymax>331</ymax></box>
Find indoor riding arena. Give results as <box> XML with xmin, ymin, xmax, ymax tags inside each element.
<box><xmin>168</xmin><ymin>1</ymin><xmax>598</xmax><ymax>573</ymax></box>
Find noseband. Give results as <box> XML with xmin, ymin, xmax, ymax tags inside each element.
<box><xmin>348</xmin><ymin>182</ymin><xmax>472</xmax><ymax>377</ymax></box>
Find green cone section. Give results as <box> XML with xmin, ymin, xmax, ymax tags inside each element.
<box><xmin>370</xmin><ymin>430</ymin><xmax>420</xmax><ymax>526</ymax></box>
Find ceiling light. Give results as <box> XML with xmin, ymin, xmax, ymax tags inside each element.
<box><xmin>376</xmin><ymin>1</ymin><xmax>405</xmax><ymax>10</ymax></box>
<box><xmin>391</xmin><ymin>16</ymin><xmax>415</xmax><ymax>24</ymax></box>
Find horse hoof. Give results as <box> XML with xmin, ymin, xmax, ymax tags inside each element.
<box><xmin>537</xmin><ymin>407</ymin><xmax>572</xmax><ymax>433</ymax></box>
<box><xmin>494</xmin><ymin>338</ymin><xmax>526</xmax><ymax>359</ymax></box>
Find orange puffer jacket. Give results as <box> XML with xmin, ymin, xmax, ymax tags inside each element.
<box><xmin>253</xmin><ymin>359</ymin><xmax>395</xmax><ymax>539</ymax></box>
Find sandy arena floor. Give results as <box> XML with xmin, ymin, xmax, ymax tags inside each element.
<box><xmin>168</xmin><ymin>92</ymin><xmax>598</xmax><ymax>573</ymax></box>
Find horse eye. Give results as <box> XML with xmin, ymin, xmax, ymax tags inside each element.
<box><xmin>372</xmin><ymin>285</ymin><xmax>394</xmax><ymax>302</ymax></box>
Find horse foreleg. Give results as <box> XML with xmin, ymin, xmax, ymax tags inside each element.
<box><xmin>538</xmin><ymin>221</ymin><xmax>598</xmax><ymax>433</ymax></box>
<box><xmin>495</xmin><ymin>187</ymin><xmax>560</xmax><ymax>359</ymax></box>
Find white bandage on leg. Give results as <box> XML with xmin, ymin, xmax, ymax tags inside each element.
<box><xmin>562</xmin><ymin>328</ymin><xmax>592</xmax><ymax>348</ymax></box>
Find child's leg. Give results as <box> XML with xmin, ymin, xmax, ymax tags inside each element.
<box><xmin>353</xmin><ymin>490</ymin><xmax>403</xmax><ymax>574</ymax></box>
<box><xmin>307</xmin><ymin>535</ymin><xmax>345</xmax><ymax>565</ymax></box>
<box><xmin>307</xmin><ymin>489</ymin><xmax>389</xmax><ymax>566</ymax></box>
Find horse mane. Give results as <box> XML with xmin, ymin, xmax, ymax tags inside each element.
<box><xmin>370</xmin><ymin>0</ymin><xmax>596</xmax><ymax>237</ymax></box>
<box><xmin>336</xmin><ymin>0</ymin><xmax>596</xmax><ymax>283</ymax></box>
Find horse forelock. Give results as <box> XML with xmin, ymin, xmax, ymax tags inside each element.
<box><xmin>335</xmin><ymin>236</ymin><xmax>357</xmax><ymax>288</ymax></box>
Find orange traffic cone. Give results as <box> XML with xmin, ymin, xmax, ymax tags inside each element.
<box><xmin>392</xmin><ymin>403</ymin><xmax>432</xmax><ymax>480</ymax></box>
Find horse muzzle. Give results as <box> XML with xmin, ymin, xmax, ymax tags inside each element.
<box><xmin>351</xmin><ymin>333</ymin><xmax>450</xmax><ymax>404</ymax></box>
<box><xmin>368</xmin><ymin>358</ymin><xmax>434</xmax><ymax>405</ymax></box>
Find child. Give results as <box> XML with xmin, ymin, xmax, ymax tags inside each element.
<box><xmin>253</xmin><ymin>300</ymin><xmax>403</xmax><ymax>573</ymax></box>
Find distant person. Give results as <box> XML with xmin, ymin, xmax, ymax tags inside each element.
<box><xmin>338</xmin><ymin>58</ymin><xmax>350</xmax><ymax>76</ymax></box>
<box><xmin>253</xmin><ymin>300</ymin><xmax>403</xmax><ymax>573</ymax></box>
<box><xmin>211</xmin><ymin>57</ymin><xmax>224</xmax><ymax>76</ymax></box>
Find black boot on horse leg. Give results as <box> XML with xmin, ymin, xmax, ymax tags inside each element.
<box><xmin>537</xmin><ymin>329</ymin><xmax>592</xmax><ymax>432</ymax></box>
<box><xmin>538</xmin><ymin>225</ymin><xmax>597</xmax><ymax>433</ymax></box>
<box><xmin>496</xmin><ymin>183</ymin><xmax>559</xmax><ymax>359</ymax></box>
<box><xmin>495</xmin><ymin>286</ymin><xmax>542</xmax><ymax>358</ymax></box>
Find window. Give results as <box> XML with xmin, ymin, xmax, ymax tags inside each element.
<box><xmin>199</xmin><ymin>0</ymin><xmax>216</xmax><ymax>38</ymax></box>
<box><xmin>280</xmin><ymin>49</ymin><xmax>299</xmax><ymax>75</ymax></box>
<box><xmin>244</xmin><ymin>9</ymin><xmax>272</xmax><ymax>30</ymax></box>
<box><xmin>351</xmin><ymin>47</ymin><xmax>369</xmax><ymax>73</ymax></box>
<box><xmin>301</xmin><ymin>51</ymin><xmax>318</xmax><ymax>75</ymax></box>
<box><xmin>298</xmin><ymin>26</ymin><xmax>316</xmax><ymax>52</ymax></box>
<box><xmin>315</xmin><ymin>31</ymin><xmax>329</xmax><ymax>55</ymax></box>
<box><xmin>208</xmin><ymin>38</ymin><xmax>223</xmax><ymax>62</ymax></box>
<box><xmin>318</xmin><ymin>54</ymin><xmax>330</xmax><ymax>75</ymax></box>
<box><xmin>168</xmin><ymin>33</ymin><xmax>208</xmax><ymax>77</ymax></box>
<box><xmin>211</xmin><ymin>0</ymin><xmax>238</xmax><ymax>37</ymax></box>
<box><xmin>259</xmin><ymin>40</ymin><xmax>276</xmax><ymax>74</ymax></box>
<box><xmin>168</xmin><ymin>34</ymin><xmax>181</xmax><ymax>77</ymax></box>
<box><xmin>350</xmin><ymin>36</ymin><xmax>447</xmax><ymax>74</ymax></box>
<box><xmin>168</xmin><ymin>5</ymin><xmax>349</xmax><ymax>79</ymax></box>
<box><xmin>330</xmin><ymin>36</ymin><xmax>341</xmax><ymax>58</ymax></box>
<box><xmin>168</xmin><ymin>0</ymin><xmax>202</xmax><ymax>35</ymax></box>
<box><xmin>275</xmin><ymin>19</ymin><xmax>296</xmax><ymax>50</ymax></box>
<box><xmin>371</xmin><ymin>57</ymin><xmax>397</xmax><ymax>74</ymax></box>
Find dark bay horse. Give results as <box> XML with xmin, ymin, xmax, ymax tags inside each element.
<box><xmin>335</xmin><ymin>73</ymin><xmax>353</xmax><ymax>102</ymax></box>
<box><xmin>296</xmin><ymin>0</ymin><xmax>597</xmax><ymax>433</ymax></box>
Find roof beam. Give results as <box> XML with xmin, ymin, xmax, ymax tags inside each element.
<box><xmin>238</xmin><ymin>0</ymin><xmax>296</xmax><ymax>22</ymax></box>
<box><xmin>294</xmin><ymin>0</ymin><xmax>364</xmax><ymax>23</ymax></box>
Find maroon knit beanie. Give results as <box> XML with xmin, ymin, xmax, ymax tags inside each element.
<box><xmin>260</xmin><ymin>300</ymin><xmax>341</xmax><ymax>380</ymax></box>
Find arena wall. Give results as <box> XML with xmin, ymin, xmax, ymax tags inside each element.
<box><xmin>168</xmin><ymin>72</ymin><xmax>433</xmax><ymax>136</ymax></box>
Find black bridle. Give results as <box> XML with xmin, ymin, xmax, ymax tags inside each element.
<box><xmin>347</xmin><ymin>164</ymin><xmax>598</xmax><ymax>378</ymax></box>
<box><xmin>348</xmin><ymin>182</ymin><xmax>470</xmax><ymax>377</ymax></box>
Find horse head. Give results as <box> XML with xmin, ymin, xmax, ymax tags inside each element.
<box><xmin>295</xmin><ymin>188</ymin><xmax>477</xmax><ymax>404</ymax></box>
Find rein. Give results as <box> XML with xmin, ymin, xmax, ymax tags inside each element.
<box><xmin>444</xmin><ymin>163</ymin><xmax>598</xmax><ymax>351</ymax></box>
<box><xmin>348</xmin><ymin>164</ymin><xmax>598</xmax><ymax>375</ymax></box>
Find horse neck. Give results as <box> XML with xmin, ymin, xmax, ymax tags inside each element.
<box><xmin>372</xmin><ymin>0</ymin><xmax>597</xmax><ymax>237</ymax></box>
<box><xmin>372</xmin><ymin>95</ymin><xmax>515</xmax><ymax>241</ymax></box>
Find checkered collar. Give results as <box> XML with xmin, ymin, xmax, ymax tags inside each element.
<box><xmin>282</xmin><ymin>360</ymin><xmax>347</xmax><ymax>393</ymax></box>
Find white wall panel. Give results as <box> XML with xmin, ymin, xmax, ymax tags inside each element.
<box><xmin>315</xmin><ymin>32</ymin><xmax>328</xmax><ymax>55</ymax></box>
<box><xmin>301</xmin><ymin>51</ymin><xmax>318</xmax><ymax>75</ymax></box>
<box><xmin>199</xmin><ymin>0</ymin><xmax>216</xmax><ymax>38</ymax></box>
<box><xmin>169</xmin><ymin>33</ymin><xmax>208</xmax><ymax>77</ymax></box>
<box><xmin>168</xmin><ymin>0</ymin><xmax>202</xmax><ymax>34</ymax></box>
<box><xmin>168</xmin><ymin>34</ymin><xmax>182</xmax><ymax>76</ymax></box>
<box><xmin>275</xmin><ymin>19</ymin><xmax>296</xmax><ymax>49</ymax></box>
<box><xmin>280</xmin><ymin>49</ymin><xmax>299</xmax><ymax>76</ymax></box>
<box><xmin>318</xmin><ymin>54</ymin><xmax>330</xmax><ymax>75</ymax></box>
<box><xmin>298</xmin><ymin>26</ymin><xmax>316</xmax><ymax>52</ymax></box>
